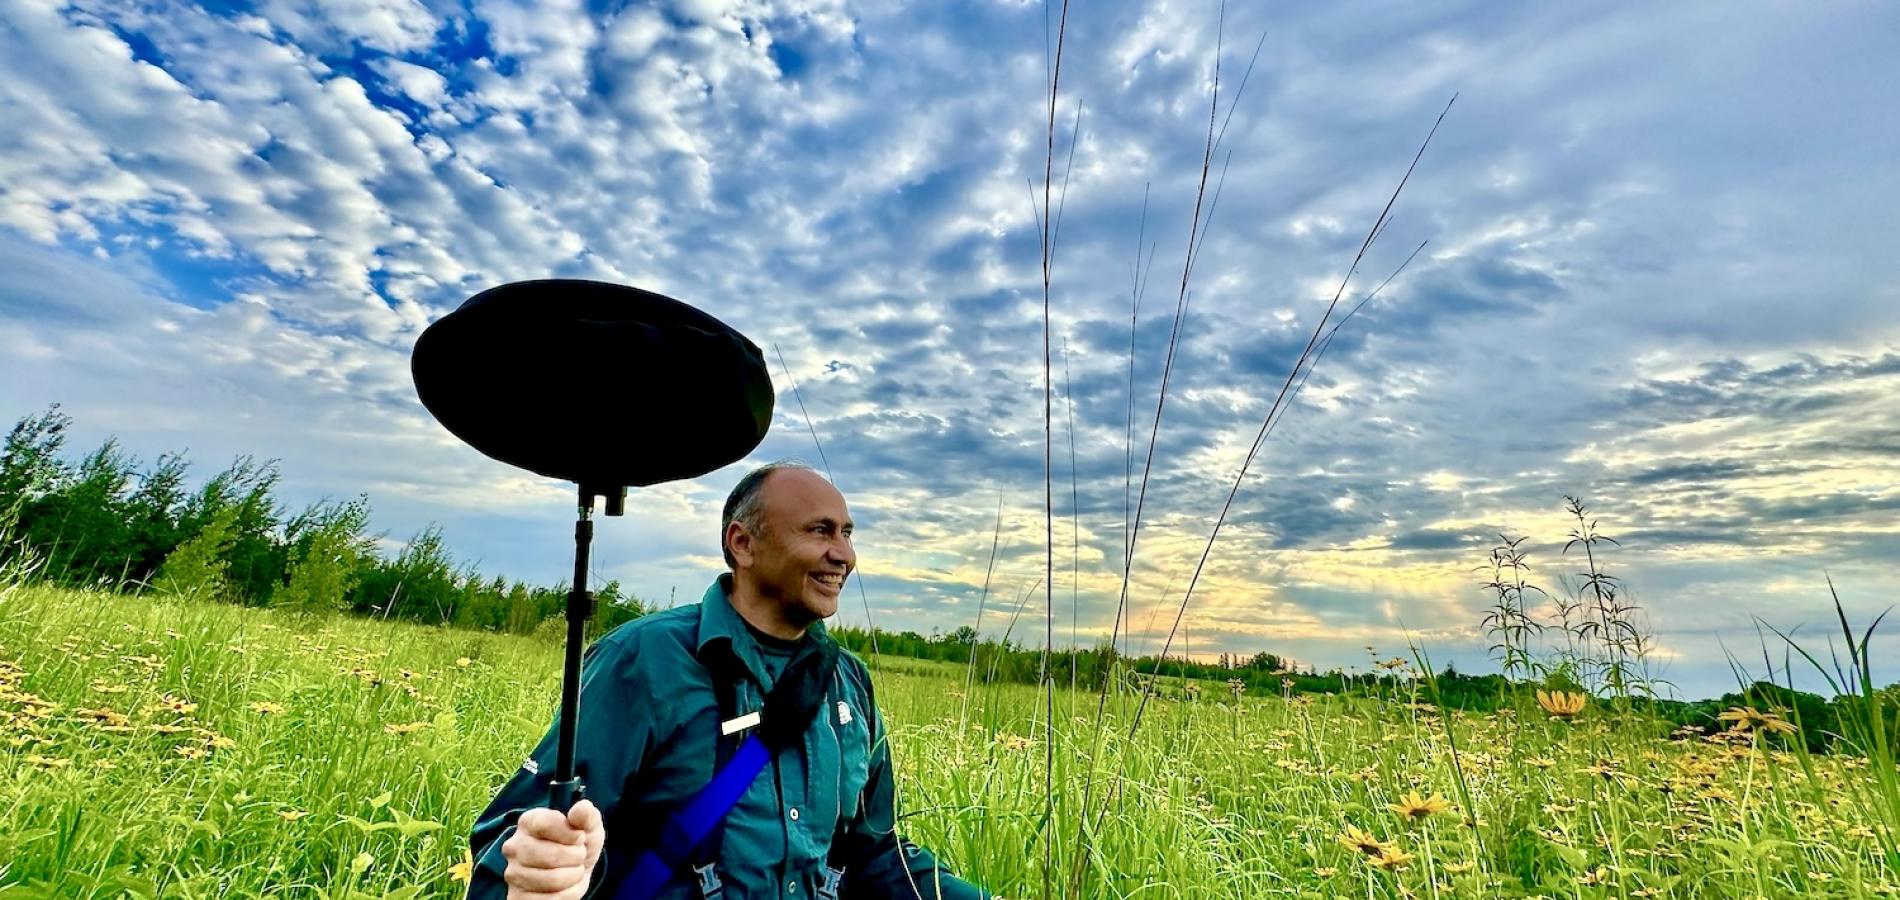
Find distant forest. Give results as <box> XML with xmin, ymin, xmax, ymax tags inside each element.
<box><xmin>2</xmin><ymin>404</ymin><xmax>1884</xmax><ymax>750</ymax></box>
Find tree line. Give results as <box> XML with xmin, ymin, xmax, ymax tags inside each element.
<box><xmin>0</xmin><ymin>405</ymin><xmax>649</xmax><ymax>640</ymax></box>
<box><xmin>5</xmin><ymin>404</ymin><xmax>1891</xmax><ymax>751</ymax></box>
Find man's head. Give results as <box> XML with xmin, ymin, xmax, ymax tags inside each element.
<box><xmin>721</xmin><ymin>461</ymin><xmax>855</xmax><ymax>627</ymax></box>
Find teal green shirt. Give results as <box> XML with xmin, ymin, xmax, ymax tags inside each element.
<box><xmin>468</xmin><ymin>576</ymin><xmax>988</xmax><ymax>900</ymax></box>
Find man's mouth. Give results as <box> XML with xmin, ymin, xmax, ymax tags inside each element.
<box><xmin>810</xmin><ymin>572</ymin><xmax>846</xmax><ymax>592</ymax></box>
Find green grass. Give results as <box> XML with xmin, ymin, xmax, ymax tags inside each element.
<box><xmin>2</xmin><ymin>584</ymin><xmax>1896</xmax><ymax>898</ymax></box>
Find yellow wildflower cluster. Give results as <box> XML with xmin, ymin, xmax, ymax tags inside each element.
<box><xmin>1337</xmin><ymin>825</ymin><xmax>1414</xmax><ymax>870</ymax></box>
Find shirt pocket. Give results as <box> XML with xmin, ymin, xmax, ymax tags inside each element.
<box><xmin>831</xmin><ymin>692</ymin><xmax>873</xmax><ymax>824</ymax></box>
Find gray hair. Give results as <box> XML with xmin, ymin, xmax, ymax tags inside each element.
<box><xmin>720</xmin><ymin>460</ymin><xmax>820</xmax><ymax>568</ymax></box>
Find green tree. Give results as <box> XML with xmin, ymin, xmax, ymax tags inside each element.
<box><xmin>0</xmin><ymin>405</ymin><xmax>72</xmax><ymax>580</ymax></box>
<box><xmin>152</xmin><ymin>504</ymin><xmax>241</xmax><ymax>602</ymax></box>
<box><xmin>275</xmin><ymin>496</ymin><xmax>373</xmax><ymax>619</ymax></box>
<box><xmin>33</xmin><ymin>439</ymin><xmax>137</xmax><ymax>587</ymax></box>
<box><xmin>122</xmin><ymin>453</ymin><xmax>189</xmax><ymax>588</ymax></box>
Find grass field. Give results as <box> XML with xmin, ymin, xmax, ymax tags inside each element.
<box><xmin>3</xmin><ymin>582</ymin><xmax>1898</xmax><ymax>898</ymax></box>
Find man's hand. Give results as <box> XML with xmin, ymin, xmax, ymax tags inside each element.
<box><xmin>501</xmin><ymin>799</ymin><xmax>606</xmax><ymax>900</ymax></box>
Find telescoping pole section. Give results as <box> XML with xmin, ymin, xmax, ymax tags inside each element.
<box><xmin>550</xmin><ymin>486</ymin><xmax>596</xmax><ymax>812</ymax></box>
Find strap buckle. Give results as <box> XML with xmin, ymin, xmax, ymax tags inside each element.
<box><xmin>693</xmin><ymin>862</ymin><xmax>723</xmax><ymax>899</ymax></box>
<box><xmin>816</xmin><ymin>865</ymin><xmax>844</xmax><ymax>900</ymax></box>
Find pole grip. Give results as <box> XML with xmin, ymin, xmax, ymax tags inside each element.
<box><xmin>548</xmin><ymin>777</ymin><xmax>586</xmax><ymax>814</ymax></box>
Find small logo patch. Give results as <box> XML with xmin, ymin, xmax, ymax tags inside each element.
<box><xmin>522</xmin><ymin>758</ymin><xmax>539</xmax><ymax>775</ymax></box>
<box><xmin>836</xmin><ymin>701</ymin><xmax>852</xmax><ymax>725</ymax></box>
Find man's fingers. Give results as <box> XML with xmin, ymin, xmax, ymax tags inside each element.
<box><xmin>566</xmin><ymin>799</ymin><xmax>603</xmax><ymax>835</ymax></box>
<box><xmin>501</xmin><ymin>832</ymin><xmax>589</xmax><ymax>870</ymax></box>
<box><xmin>503</xmin><ymin>834</ymin><xmax>588</xmax><ymax>867</ymax></box>
<box><xmin>502</xmin><ymin>861</ymin><xmax>587</xmax><ymax>894</ymax></box>
<box><xmin>518</xmin><ymin>808</ymin><xmax>585</xmax><ymax>844</ymax></box>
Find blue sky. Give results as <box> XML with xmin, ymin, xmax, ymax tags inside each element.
<box><xmin>3</xmin><ymin>0</ymin><xmax>1896</xmax><ymax>699</ymax></box>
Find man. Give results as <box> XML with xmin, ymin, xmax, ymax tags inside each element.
<box><xmin>468</xmin><ymin>461</ymin><xmax>990</xmax><ymax>900</ymax></box>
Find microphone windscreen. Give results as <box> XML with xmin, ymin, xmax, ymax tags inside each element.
<box><xmin>411</xmin><ymin>279</ymin><xmax>774</xmax><ymax>489</ymax></box>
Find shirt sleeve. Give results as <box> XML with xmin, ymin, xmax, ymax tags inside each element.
<box><xmin>466</xmin><ymin>635</ymin><xmax>654</xmax><ymax>900</ymax></box>
<box><xmin>833</xmin><ymin>684</ymin><xmax>990</xmax><ymax>900</ymax></box>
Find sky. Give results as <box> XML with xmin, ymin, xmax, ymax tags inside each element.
<box><xmin>2</xmin><ymin>0</ymin><xmax>1896</xmax><ymax>700</ymax></box>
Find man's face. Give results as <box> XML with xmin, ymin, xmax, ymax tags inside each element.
<box><xmin>730</xmin><ymin>469</ymin><xmax>856</xmax><ymax>625</ymax></box>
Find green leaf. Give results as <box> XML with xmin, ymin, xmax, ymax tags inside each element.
<box><xmin>1547</xmin><ymin>841</ymin><xmax>1587</xmax><ymax>869</ymax></box>
<box><xmin>368</xmin><ymin>791</ymin><xmax>393</xmax><ymax>810</ymax></box>
<box><xmin>343</xmin><ymin>815</ymin><xmax>397</xmax><ymax>834</ymax></box>
<box><xmin>394</xmin><ymin>819</ymin><xmax>444</xmax><ymax>839</ymax></box>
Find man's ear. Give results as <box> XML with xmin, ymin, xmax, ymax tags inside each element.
<box><xmin>727</xmin><ymin>521</ymin><xmax>754</xmax><ymax>568</ymax></box>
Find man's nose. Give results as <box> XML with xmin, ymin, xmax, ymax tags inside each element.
<box><xmin>829</xmin><ymin>540</ymin><xmax>855</xmax><ymax>569</ymax></box>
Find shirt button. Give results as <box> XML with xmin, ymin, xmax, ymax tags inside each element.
<box><xmin>788</xmin><ymin>882</ymin><xmax>798</xmax><ymax>893</ymax></box>
<box><xmin>788</xmin><ymin>807</ymin><xmax>800</xmax><ymax>821</ymax></box>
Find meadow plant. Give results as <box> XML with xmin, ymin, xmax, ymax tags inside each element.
<box><xmin>1561</xmin><ymin>496</ymin><xmax>1659</xmax><ymax>700</ymax></box>
<box><xmin>1478</xmin><ymin>534</ymin><xmax>1546</xmax><ymax>684</ymax></box>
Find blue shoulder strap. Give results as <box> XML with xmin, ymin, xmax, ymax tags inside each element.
<box><xmin>616</xmin><ymin>734</ymin><xmax>769</xmax><ymax>899</ymax></box>
<box><xmin>613</xmin><ymin>634</ymin><xmax>839</xmax><ymax>900</ymax></box>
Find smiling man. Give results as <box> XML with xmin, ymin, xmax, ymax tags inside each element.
<box><xmin>468</xmin><ymin>461</ymin><xmax>990</xmax><ymax>900</ymax></box>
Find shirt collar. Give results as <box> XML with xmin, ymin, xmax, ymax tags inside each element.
<box><xmin>695</xmin><ymin>573</ymin><xmax>828</xmax><ymax>686</ymax></box>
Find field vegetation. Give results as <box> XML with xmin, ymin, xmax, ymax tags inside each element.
<box><xmin>6</xmin><ymin>405</ymin><xmax>1900</xmax><ymax>897</ymax></box>
<box><xmin>4</xmin><ymin>578</ymin><xmax>1899</xmax><ymax>898</ymax></box>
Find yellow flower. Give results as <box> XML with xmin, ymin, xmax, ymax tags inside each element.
<box><xmin>1578</xmin><ymin>866</ymin><xmax>1611</xmax><ymax>885</ymax></box>
<box><xmin>279</xmin><ymin>809</ymin><xmax>307</xmax><ymax>822</ymax></box>
<box><xmin>1388</xmin><ymin>791</ymin><xmax>1452</xmax><ymax>823</ymax></box>
<box><xmin>89</xmin><ymin>680</ymin><xmax>129</xmax><ymax>694</ymax></box>
<box><xmin>995</xmin><ymin>732</ymin><xmax>1034</xmax><ymax>752</ymax></box>
<box><xmin>24</xmin><ymin>754</ymin><xmax>70</xmax><ymax>768</ymax></box>
<box><xmin>1580</xmin><ymin>760</ymin><xmax>1625</xmax><ymax>781</ymax></box>
<box><xmin>144</xmin><ymin>695</ymin><xmax>198</xmax><ymax>716</ymax></box>
<box><xmin>448</xmin><ymin>849</ymin><xmax>474</xmax><ymax>884</ymax></box>
<box><xmin>1536</xmin><ymin>690</ymin><xmax>1587</xmax><ymax>718</ymax></box>
<box><xmin>1368</xmin><ymin>847</ymin><xmax>1415</xmax><ymax>870</ymax></box>
<box><xmin>455</xmin><ymin>657</ymin><xmax>473</xmax><ymax>668</ymax></box>
<box><xmin>1337</xmin><ymin>825</ymin><xmax>1391</xmax><ymax>858</ymax></box>
<box><xmin>1527</xmin><ymin>756</ymin><xmax>1557</xmax><ymax>770</ymax></box>
<box><xmin>248</xmin><ymin>701</ymin><xmax>285</xmax><ymax>715</ymax></box>
<box><xmin>174</xmin><ymin>744</ymin><xmax>209</xmax><ymax>760</ymax></box>
<box><xmin>74</xmin><ymin>707</ymin><xmax>130</xmax><ymax>727</ymax></box>
<box><xmin>1442</xmin><ymin>860</ymin><xmax>1475</xmax><ymax>874</ymax></box>
<box><xmin>385</xmin><ymin>721</ymin><xmax>432</xmax><ymax>735</ymax></box>
<box><xmin>1717</xmin><ymin>706</ymin><xmax>1797</xmax><ymax>736</ymax></box>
